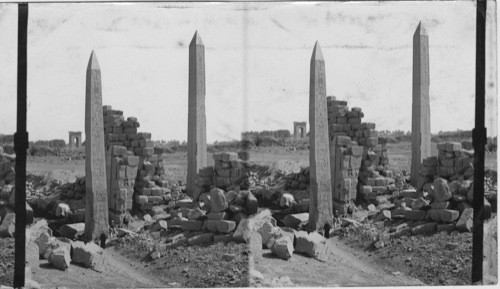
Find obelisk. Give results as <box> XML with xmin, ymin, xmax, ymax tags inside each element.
<box><xmin>307</xmin><ymin>42</ymin><xmax>334</xmax><ymax>232</ymax></box>
<box><xmin>410</xmin><ymin>22</ymin><xmax>431</xmax><ymax>187</ymax></box>
<box><xmin>84</xmin><ymin>51</ymin><xmax>109</xmax><ymax>243</ymax></box>
<box><xmin>187</xmin><ymin>31</ymin><xmax>207</xmax><ymax>199</ymax></box>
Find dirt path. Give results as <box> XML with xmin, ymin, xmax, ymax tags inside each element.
<box><xmin>255</xmin><ymin>236</ymin><xmax>425</xmax><ymax>287</ymax></box>
<box><xmin>31</xmin><ymin>247</ymin><xmax>163</xmax><ymax>289</ymax></box>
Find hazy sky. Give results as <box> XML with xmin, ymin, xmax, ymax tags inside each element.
<box><xmin>0</xmin><ymin>1</ymin><xmax>497</xmax><ymax>143</ymax></box>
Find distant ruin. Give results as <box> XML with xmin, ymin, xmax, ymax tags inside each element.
<box><xmin>68</xmin><ymin>131</ymin><xmax>82</xmax><ymax>149</ymax></box>
<box><xmin>293</xmin><ymin>122</ymin><xmax>307</xmax><ymax>139</ymax></box>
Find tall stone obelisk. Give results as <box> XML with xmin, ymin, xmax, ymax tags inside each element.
<box><xmin>410</xmin><ymin>22</ymin><xmax>431</xmax><ymax>187</ymax></box>
<box><xmin>308</xmin><ymin>42</ymin><xmax>334</xmax><ymax>232</ymax></box>
<box><xmin>187</xmin><ymin>31</ymin><xmax>207</xmax><ymax>199</ymax></box>
<box><xmin>84</xmin><ymin>51</ymin><xmax>109</xmax><ymax>243</ymax></box>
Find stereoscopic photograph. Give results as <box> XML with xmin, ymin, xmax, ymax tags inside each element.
<box><xmin>0</xmin><ymin>1</ymin><xmax>497</xmax><ymax>288</ymax></box>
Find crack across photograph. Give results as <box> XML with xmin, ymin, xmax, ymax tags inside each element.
<box><xmin>0</xmin><ymin>1</ymin><xmax>497</xmax><ymax>288</ymax></box>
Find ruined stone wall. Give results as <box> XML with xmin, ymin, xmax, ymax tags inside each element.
<box><xmin>326</xmin><ymin>97</ymin><xmax>395</xmax><ymax>211</ymax></box>
<box><xmin>101</xmin><ymin>105</ymin><xmax>172</xmax><ymax>222</ymax></box>
<box><xmin>194</xmin><ymin>152</ymin><xmax>247</xmax><ymax>201</ymax></box>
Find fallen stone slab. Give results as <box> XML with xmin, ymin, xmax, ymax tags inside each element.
<box><xmin>48</xmin><ymin>246</ymin><xmax>71</xmax><ymax>270</ymax></box>
<box><xmin>213</xmin><ymin>234</ymin><xmax>233</xmax><ymax>243</ymax></box>
<box><xmin>437</xmin><ymin>223</ymin><xmax>456</xmax><ymax>233</ymax></box>
<box><xmin>177</xmin><ymin>199</ymin><xmax>193</xmax><ymax>209</ymax></box>
<box><xmin>295</xmin><ymin>231</ymin><xmax>330</xmax><ymax>261</ymax></box>
<box><xmin>265</xmin><ymin>227</ymin><xmax>293</xmax><ymax>249</ymax></box>
<box><xmin>411</xmin><ymin>222</ymin><xmax>437</xmax><ymax>235</ymax></box>
<box><xmin>244</xmin><ymin>191</ymin><xmax>258</xmax><ymax>215</ymax></box>
<box><xmin>209</xmin><ymin>188</ymin><xmax>228</xmax><ymax>213</ymax></box>
<box><xmin>456</xmin><ymin>208</ymin><xmax>473</xmax><ymax>232</ymax></box>
<box><xmin>271</xmin><ymin>236</ymin><xmax>293</xmax><ymax>260</ymax></box>
<box><xmin>207</xmin><ymin>212</ymin><xmax>227</xmax><ymax>220</ymax></box>
<box><xmin>249</xmin><ymin>231</ymin><xmax>263</xmax><ymax>263</ymax></box>
<box><xmin>187</xmin><ymin>233</ymin><xmax>214</xmax><ymax>246</ymax></box>
<box><xmin>433</xmin><ymin>178</ymin><xmax>452</xmax><ymax>202</ymax></box>
<box><xmin>35</xmin><ymin>232</ymin><xmax>57</xmax><ymax>258</ymax></box>
<box><xmin>25</xmin><ymin>240</ymin><xmax>39</xmax><ymax>268</ymax></box>
<box><xmin>72</xmin><ymin>241</ymin><xmax>106</xmax><ymax>272</ymax></box>
<box><xmin>0</xmin><ymin>212</ymin><xmax>15</xmax><ymax>238</ymax></box>
<box><xmin>205</xmin><ymin>220</ymin><xmax>217</xmax><ymax>233</ymax></box>
<box><xmin>58</xmin><ymin>223</ymin><xmax>85</xmax><ymax>240</ymax></box>
<box><xmin>181</xmin><ymin>220</ymin><xmax>203</xmax><ymax>231</ymax></box>
<box><xmin>404</xmin><ymin>210</ymin><xmax>427</xmax><ymax>221</ymax></box>
<box><xmin>430</xmin><ymin>201</ymin><xmax>449</xmax><ymax>210</ymax></box>
<box><xmin>257</xmin><ymin>221</ymin><xmax>276</xmax><ymax>246</ymax></box>
<box><xmin>282</xmin><ymin>213</ymin><xmax>309</xmax><ymax>229</ymax></box>
<box><xmin>438</xmin><ymin>209</ymin><xmax>460</xmax><ymax>223</ymax></box>
<box><xmin>149</xmin><ymin>220</ymin><xmax>168</xmax><ymax>232</ymax></box>
<box><xmin>187</xmin><ymin>208</ymin><xmax>206</xmax><ymax>220</ymax></box>
<box><xmin>232</xmin><ymin>218</ymin><xmax>253</xmax><ymax>243</ymax></box>
<box><xmin>215</xmin><ymin>220</ymin><xmax>236</xmax><ymax>233</ymax></box>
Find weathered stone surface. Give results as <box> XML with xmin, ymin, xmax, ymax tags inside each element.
<box><xmin>257</xmin><ymin>221</ymin><xmax>276</xmax><ymax>246</ymax></box>
<box><xmin>244</xmin><ymin>192</ymin><xmax>258</xmax><ymax>215</ymax></box>
<box><xmin>232</xmin><ymin>218</ymin><xmax>253</xmax><ymax>243</ymax></box>
<box><xmin>436</xmin><ymin>223</ymin><xmax>456</xmax><ymax>233</ymax></box>
<box><xmin>283</xmin><ymin>213</ymin><xmax>309</xmax><ymax>229</ymax></box>
<box><xmin>206</xmin><ymin>212</ymin><xmax>226</xmax><ymax>220</ymax></box>
<box><xmin>186</xmin><ymin>31</ymin><xmax>207</xmax><ymax>198</ymax></box>
<box><xmin>187</xmin><ymin>233</ymin><xmax>214</xmax><ymax>245</ymax></box>
<box><xmin>404</xmin><ymin>210</ymin><xmax>427</xmax><ymax>221</ymax></box>
<box><xmin>279</xmin><ymin>193</ymin><xmax>296</xmax><ymax>208</ymax></box>
<box><xmin>411</xmin><ymin>222</ymin><xmax>436</xmax><ymax>235</ymax></box>
<box><xmin>374</xmin><ymin>210</ymin><xmax>391</xmax><ymax>222</ymax></box>
<box><xmin>430</xmin><ymin>201</ymin><xmax>449</xmax><ymax>210</ymax></box>
<box><xmin>308</xmin><ymin>42</ymin><xmax>334</xmax><ymax>232</ymax></box>
<box><xmin>187</xmin><ymin>208</ymin><xmax>206</xmax><ymax>220</ymax></box>
<box><xmin>433</xmin><ymin>178</ymin><xmax>452</xmax><ymax>202</ymax></box>
<box><xmin>48</xmin><ymin>246</ymin><xmax>71</xmax><ymax>270</ymax></box>
<box><xmin>72</xmin><ymin>241</ymin><xmax>107</xmax><ymax>272</ymax></box>
<box><xmin>58</xmin><ymin>223</ymin><xmax>85</xmax><ymax>240</ymax></box>
<box><xmin>249</xmin><ymin>231</ymin><xmax>263</xmax><ymax>263</ymax></box>
<box><xmin>213</xmin><ymin>234</ymin><xmax>233</xmax><ymax>243</ymax></box>
<box><xmin>181</xmin><ymin>220</ymin><xmax>203</xmax><ymax>231</ymax></box>
<box><xmin>295</xmin><ymin>231</ymin><xmax>329</xmax><ymax>261</ymax></box>
<box><xmin>410</xmin><ymin>22</ymin><xmax>431</xmax><ymax>187</ymax></box>
<box><xmin>215</xmin><ymin>220</ymin><xmax>236</xmax><ymax>233</ymax></box>
<box><xmin>456</xmin><ymin>208</ymin><xmax>473</xmax><ymax>232</ymax></box>
<box><xmin>35</xmin><ymin>232</ymin><xmax>56</xmax><ymax>258</ymax></box>
<box><xmin>271</xmin><ymin>236</ymin><xmax>294</xmax><ymax>260</ymax></box>
<box><xmin>84</xmin><ymin>51</ymin><xmax>109</xmax><ymax>242</ymax></box>
<box><xmin>209</xmin><ymin>188</ymin><xmax>228</xmax><ymax>213</ymax></box>
<box><xmin>26</xmin><ymin>240</ymin><xmax>40</xmax><ymax>267</ymax></box>
<box><xmin>438</xmin><ymin>209</ymin><xmax>460</xmax><ymax>223</ymax></box>
<box><xmin>0</xmin><ymin>212</ymin><xmax>15</xmax><ymax>238</ymax></box>
<box><xmin>149</xmin><ymin>220</ymin><xmax>168</xmax><ymax>232</ymax></box>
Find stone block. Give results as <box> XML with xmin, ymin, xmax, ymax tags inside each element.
<box><xmin>271</xmin><ymin>236</ymin><xmax>294</xmax><ymax>260</ymax></box>
<box><xmin>282</xmin><ymin>213</ymin><xmax>309</xmax><ymax>229</ymax></box>
<box><xmin>187</xmin><ymin>233</ymin><xmax>214</xmax><ymax>245</ymax></box>
<box><xmin>58</xmin><ymin>223</ymin><xmax>85</xmax><ymax>240</ymax></box>
<box><xmin>0</xmin><ymin>212</ymin><xmax>15</xmax><ymax>238</ymax></box>
<box><xmin>437</xmin><ymin>223</ymin><xmax>456</xmax><ymax>233</ymax></box>
<box><xmin>433</xmin><ymin>178</ymin><xmax>452</xmax><ymax>202</ymax></box>
<box><xmin>72</xmin><ymin>241</ymin><xmax>106</xmax><ymax>272</ymax></box>
<box><xmin>244</xmin><ymin>192</ymin><xmax>258</xmax><ymax>215</ymax></box>
<box><xmin>430</xmin><ymin>201</ymin><xmax>449</xmax><ymax>210</ymax></box>
<box><xmin>438</xmin><ymin>209</ymin><xmax>460</xmax><ymax>223</ymax></box>
<box><xmin>411</xmin><ymin>222</ymin><xmax>437</xmax><ymax>235</ymax></box>
<box><xmin>206</xmin><ymin>212</ymin><xmax>227</xmax><ymax>220</ymax></box>
<box><xmin>456</xmin><ymin>208</ymin><xmax>473</xmax><ymax>232</ymax></box>
<box><xmin>214</xmin><ymin>234</ymin><xmax>233</xmax><ymax>243</ymax></box>
<box><xmin>295</xmin><ymin>231</ymin><xmax>327</xmax><ymax>259</ymax></box>
<box><xmin>187</xmin><ymin>208</ymin><xmax>206</xmax><ymax>220</ymax></box>
<box><xmin>209</xmin><ymin>188</ymin><xmax>228</xmax><ymax>213</ymax></box>
<box><xmin>215</xmin><ymin>220</ymin><xmax>236</xmax><ymax>233</ymax></box>
<box><xmin>232</xmin><ymin>218</ymin><xmax>253</xmax><ymax>243</ymax></box>
<box><xmin>48</xmin><ymin>246</ymin><xmax>71</xmax><ymax>271</ymax></box>
<box><xmin>249</xmin><ymin>231</ymin><xmax>263</xmax><ymax>262</ymax></box>
<box><xmin>404</xmin><ymin>210</ymin><xmax>427</xmax><ymax>221</ymax></box>
<box><xmin>181</xmin><ymin>220</ymin><xmax>203</xmax><ymax>231</ymax></box>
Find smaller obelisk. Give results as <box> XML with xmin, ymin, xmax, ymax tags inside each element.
<box><xmin>410</xmin><ymin>22</ymin><xmax>431</xmax><ymax>187</ymax></box>
<box><xmin>84</xmin><ymin>51</ymin><xmax>109</xmax><ymax>243</ymax></box>
<box><xmin>307</xmin><ymin>42</ymin><xmax>334</xmax><ymax>232</ymax></box>
<box><xmin>186</xmin><ymin>31</ymin><xmax>207</xmax><ymax>199</ymax></box>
